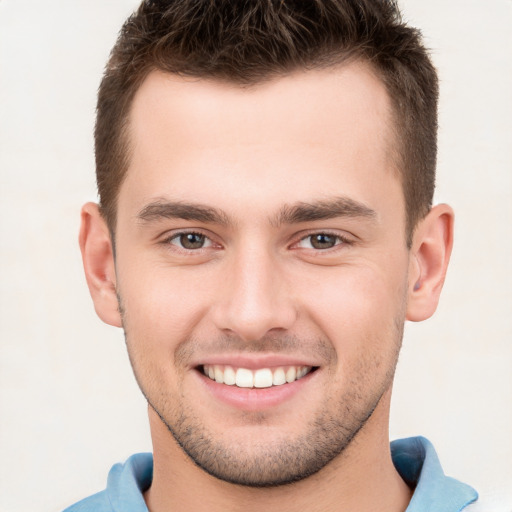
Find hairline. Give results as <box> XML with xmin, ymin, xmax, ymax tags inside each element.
<box><xmin>102</xmin><ymin>58</ymin><xmax>418</xmax><ymax>247</ymax></box>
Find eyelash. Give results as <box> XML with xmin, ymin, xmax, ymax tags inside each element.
<box><xmin>292</xmin><ymin>231</ymin><xmax>353</xmax><ymax>252</ymax></box>
<box><xmin>161</xmin><ymin>230</ymin><xmax>352</xmax><ymax>253</ymax></box>
<box><xmin>161</xmin><ymin>230</ymin><xmax>215</xmax><ymax>251</ymax></box>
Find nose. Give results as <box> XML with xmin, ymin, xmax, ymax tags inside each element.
<box><xmin>211</xmin><ymin>246</ymin><xmax>297</xmax><ymax>342</ymax></box>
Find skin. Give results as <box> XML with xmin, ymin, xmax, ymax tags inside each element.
<box><xmin>80</xmin><ymin>62</ymin><xmax>454</xmax><ymax>512</ymax></box>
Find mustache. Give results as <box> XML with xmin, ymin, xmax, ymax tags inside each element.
<box><xmin>174</xmin><ymin>332</ymin><xmax>336</xmax><ymax>366</ymax></box>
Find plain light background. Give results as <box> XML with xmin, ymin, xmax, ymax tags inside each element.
<box><xmin>0</xmin><ymin>1</ymin><xmax>511</xmax><ymax>511</ymax></box>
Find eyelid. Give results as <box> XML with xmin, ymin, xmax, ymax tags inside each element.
<box><xmin>290</xmin><ymin>229</ymin><xmax>354</xmax><ymax>250</ymax></box>
<box><xmin>160</xmin><ymin>228</ymin><xmax>222</xmax><ymax>251</ymax></box>
<box><xmin>170</xmin><ymin>232</ymin><xmax>212</xmax><ymax>249</ymax></box>
<box><xmin>158</xmin><ymin>228</ymin><xmax>354</xmax><ymax>253</ymax></box>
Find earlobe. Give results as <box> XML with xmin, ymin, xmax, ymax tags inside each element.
<box><xmin>406</xmin><ymin>204</ymin><xmax>454</xmax><ymax>322</ymax></box>
<box><xmin>79</xmin><ymin>202</ymin><xmax>122</xmax><ymax>327</ymax></box>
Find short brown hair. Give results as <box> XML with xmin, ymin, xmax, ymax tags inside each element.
<box><xmin>96</xmin><ymin>0</ymin><xmax>438</xmax><ymax>243</ymax></box>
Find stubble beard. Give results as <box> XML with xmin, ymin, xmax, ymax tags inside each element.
<box><xmin>120</xmin><ymin>301</ymin><xmax>405</xmax><ymax>487</ymax></box>
<box><xmin>148</xmin><ymin>372</ymin><xmax>395</xmax><ymax>487</ymax></box>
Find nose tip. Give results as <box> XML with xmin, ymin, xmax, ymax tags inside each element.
<box><xmin>220</xmin><ymin>305</ymin><xmax>295</xmax><ymax>342</ymax></box>
<box><xmin>211</xmin><ymin>255</ymin><xmax>297</xmax><ymax>342</ymax></box>
<box><xmin>215</xmin><ymin>288</ymin><xmax>297</xmax><ymax>342</ymax></box>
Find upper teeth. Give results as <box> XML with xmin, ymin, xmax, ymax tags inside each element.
<box><xmin>202</xmin><ymin>365</ymin><xmax>312</xmax><ymax>388</ymax></box>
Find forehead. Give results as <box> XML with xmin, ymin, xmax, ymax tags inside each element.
<box><xmin>121</xmin><ymin>63</ymin><xmax>400</xmax><ymax>221</ymax></box>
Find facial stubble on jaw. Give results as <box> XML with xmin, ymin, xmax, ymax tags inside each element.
<box><xmin>117</xmin><ymin>294</ymin><xmax>405</xmax><ymax>488</ymax></box>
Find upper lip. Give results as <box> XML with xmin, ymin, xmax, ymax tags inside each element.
<box><xmin>190</xmin><ymin>353</ymin><xmax>320</xmax><ymax>370</ymax></box>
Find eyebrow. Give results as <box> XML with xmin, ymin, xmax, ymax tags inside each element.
<box><xmin>272</xmin><ymin>197</ymin><xmax>377</xmax><ymax>226</ymax></box>
<box><xmin>136</xmin><ymin>196</ymin><xmax>377</xmax><ymax>227</ymax></box>
<box><xmin>137</xmin><ymin>200</ymin><xmax>231</xmax><ymax>225</ymax></box>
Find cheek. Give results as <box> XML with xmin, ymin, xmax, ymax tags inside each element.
<box><xmin>300</xmin><ymin>266</ymin><xmax>407</xmax><ymax>400</ymax></box>
<box><xmin>296</xmin><ymin>262</ymin><xmax>408</xmax><ymax>352</ymax></box>
<box><xmin>118</xmin><ymin>253</ymin><xmax>214</xmax><ymax>323</ymax></box>
<box><xmin>115</xmin><ymin>260</ymin><xmax>219</xmax><ymax>379</ymax></box>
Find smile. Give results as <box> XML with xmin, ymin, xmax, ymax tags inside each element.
<box><xmin>201</xmin><ymin>364</ymin><xmax>314</xmax><ymax>388</ymax></box>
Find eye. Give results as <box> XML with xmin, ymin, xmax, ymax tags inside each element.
<box><xmin>297</xmin><ymin>233</ymin><xmax>345</xmax><ymax>250</ymax></box>
<box><xmin>168</xmin><ymin>232</ymin><xmax>212</xmax><ymax>250</ymax></box>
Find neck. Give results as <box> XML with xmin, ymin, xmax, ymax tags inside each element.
<box><xmin>144</xmin><ymin>390</ymin><xmax>412</xmax><ymax>512</ymax></box>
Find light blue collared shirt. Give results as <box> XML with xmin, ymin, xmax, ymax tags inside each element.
<box><xmin>64</xmin><ymin>436</ymin><xmax>478</xmax><ymax>511</ymax></box>
<box><xmin>391</xmin><ymin>437</ymin><xmax>478</xmax><ymax>511</ymax></box>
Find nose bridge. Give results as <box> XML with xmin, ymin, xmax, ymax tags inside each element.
<box><xmin>213</xmin><ymin>242</ymin><xmax>296</xmax><ymax>341</ymax></box>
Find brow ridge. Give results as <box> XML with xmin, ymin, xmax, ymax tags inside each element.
<box><xmin>137</xmin><ymin>200</ymin><xmax>230</xmax><ymax>225</ymax></box>
<box><xmin>273</xmin><ymin>197</ymin><xmax>377</xmax><ymax>226</ymax></box>
<box><xmin>137</xmin><ymin>196</ymin><xmax>376</xmax><ymax>227</ymax></box>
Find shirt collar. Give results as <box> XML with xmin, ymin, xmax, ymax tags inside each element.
<box><xmin>391</xmin><ymin>436</ymin><xmax>478</xmax><ymax>512</ymax></box>
<box><xmin>107</xmin><ymin>452</ymin><xmax>152</xmax><ymax>511</ymax></box>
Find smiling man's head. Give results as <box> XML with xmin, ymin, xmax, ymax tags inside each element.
<box><xmin>80</xmin><ymin>0</ymin><xmax>453</xmax><ymax>493</ymax></box>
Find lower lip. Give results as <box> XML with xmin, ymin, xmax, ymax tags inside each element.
<box><xmin>196</xmin><ymin>370</ymin><xmax>317</xmax><ymax>412</ymax></box>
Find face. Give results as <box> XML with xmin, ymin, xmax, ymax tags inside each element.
<box><xmin>114</xmin><ymin>64</ymin><xmax>410</xmax><ymax>486</ymax></box>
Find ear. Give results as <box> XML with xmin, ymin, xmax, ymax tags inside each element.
<box><xmin>406</xmin><ymin>204</ymin><xmax>454</xmax><ymax>322</ymax></box>
<box><xmin>79</xmin><ymin>202</ymin><xmax>122</xmax><ymax>327</ymax></box>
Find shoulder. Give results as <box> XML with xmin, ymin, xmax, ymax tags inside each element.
<box><xmin>62</xmin><ymin>490</ymin><xmax>112</xmax><ymax>512</ymax></box>
<box><xmin>62</xmin><ymin>453</ymin><xmax>153</xmax><ymax>512</ymax></box>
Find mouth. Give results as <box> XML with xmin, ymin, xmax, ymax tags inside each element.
<box><xmin>200</xmin><ymin>364</ymin><xmax>318</xmax><ymax>389</ymax></box>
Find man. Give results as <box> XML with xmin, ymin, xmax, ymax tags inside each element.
<box><xmin>67</xmin><ymin>0</ymin><xmax>478</xmax><ymax>510</ymax></box>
